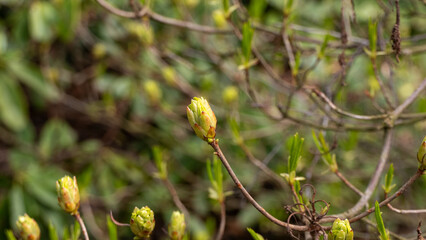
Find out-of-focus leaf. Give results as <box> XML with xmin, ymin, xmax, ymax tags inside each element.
<box><xmin>247</xmin><ymin>228</ymin><xmax>264</xmax><ymax>240</ymax></box>
<box><xmin>71</xmin><ymin>220</ymin><xmax>81</xmax><ymax>240</ymax></box>
<box><xmin>39</xmin><ymin>119</ymin><xmax>77</xmax><ymax>159</ymax></box>
<box><xmin>374</xmin><ymin>201</ymin><xmax>389</xmax><ymax>240</ymax></box>
<box><xmin>106</xmin><ymin>214</ymin><xmax>118</xmax><ymax>240</ymax></box>
<box><xmin>55</xmin><ymin>0</ymin><xmax>81</xmax><ymax>41</ymax></box>
<box><xmin>29</xmin><ymin>1</ymin><xmax>56</xmax><ymax>42</ymax></box>
<box><xmin>24</xmin><ymin>168</ymin><xmax>59</xmax><ymax>209</ymax></box>
<box><xmin>9</xmin><ymin>184</ymin><xmax>25</xmax><ymax>227</ymax></box>
<box><xmin>5</xmin><ymin>230</ymin><xmax>17</xmax><ymax>240</ymax></box>
<box><xmin>7</xmin><ymin>60</ymin><xmax>60</xmax><ymax>100</ymax></box>
<box><xmin>0</xmin><ymin>73</ymin><xmax>28</xmax><ymax>131</ymax></box>
<box><xmin>248</xmin><ymin>0</ymin><xmax>267</xmax><ymax>21</ymax></box>
<box><xmin>48</xmin><ymin>221</ymin><xmax>59</xmax><ymax>240</ymax></box>
<box><xmin>0</xmin><ymin>26</ymin><xmax>7</xmax><ymax>54</ymax></box>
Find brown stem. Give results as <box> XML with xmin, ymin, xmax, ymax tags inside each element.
<box><xmin>162</xmin><ymin>178</ymin><xmax>190</xmax><ymax>219</ymax></box>
<box><xmin>75</xmin><ymin>211</ymin><xmax>90</xmax><ymax>240</ymax></box>
<box><xmin>334</xmin><ymin>170</ymin><xmax>364</xmax><ymax>197</ymax></box>
<box><xmin>346</xmin><ymin>169</ymin><xmax>424</xmax><ymax>224</ymax></box>
<box><xmin>215</xmin><ymin>201</ymin><xmax>226</xmax><ymax>240</ymax></box>
<box><xmin>330</xmin><ymin>129</ymin><xmax>393</xmax><ymax>219</ymax></box>
<box><xmin>209</xmin><ymin>140</ymin><xmax>308</xmax><ymax>232</ymax></box>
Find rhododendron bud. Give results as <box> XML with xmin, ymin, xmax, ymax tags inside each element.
<box><xmin>328</xmin><ymin>218</ymin><xmax>353</xmax><ymax>240</ymax></box>
<box><xmin>187</xmin><ymin>97</ymin><xmax>217</xmax><ymax>142</ymax></box>
<box><xmin>130</xmin><ymin>206</ymin><xmax>155</xmax><ymax>239</ymax></box>
<box><xmin>56</xmin><ymin>175</ymin><xmax>80</xmax><ymax>214</ymax></box>
<box><xmin>168</xmin><ymin>211</ymin><xmax>186</xmax><ymax>240</ymax></box>
<box><xmin>16</xmin><ymin>214</ymin><xmax>40</xmax><ymax>240</ymax></box>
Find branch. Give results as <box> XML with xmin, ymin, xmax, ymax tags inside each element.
<box><xmin>209</xmin><ymin>140</ymin><xmax>308</xmax><ymax>232</ymax></box>
<box><xmin>331</xmin><ymin>129</ymin><xmax>393</xmax><ymax>219</ymax></box>
<box><xmin>215</xmin><ymin>201</ymin><xmax>226</xmax><ymax>240</ymax></box>
<box><xmin>75</xmin><ymin>211</ymin><xmax>90</xmax><ymax>240</ymax></box>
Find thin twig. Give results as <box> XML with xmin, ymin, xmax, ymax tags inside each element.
<box><xmin>209</xmin><ymin>140</ymin><xmax>308</xmax><ymax>232</ymax></box>
<box><xmin>334</xmin><ymin>170</ymin><xmax>364</xmax><ymax>197</ymax></box>
<box><xmin>215</xmin><ymin>201</ymin><xmax>226</xmax><ymax>240</ymax></box>
<box><xmin>75</xmin><ymin>211</ymin><xmax>90</xmax><ymax>240</ymax></box>
<box><xmin>345</xmin><ymin>169</ymin><xmax>424</xmax><ymax>225</ymax></box>
<box><xmin>332</xmin><ymin>129</ymin><xmax>393</xmax><ymax>219</ymax></box>
<box><xmin>109</xmin><ymin>211</ymin><xmax>131</xmax><ymax>227</ymax></box>
<box><xmin>162</xmin><ymin>178</ymin><xmax>190</xmax><ymax>219</ymax></box>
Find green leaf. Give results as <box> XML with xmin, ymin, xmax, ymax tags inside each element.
<box><xmin>55</xmin><ymin>0</ymin><xmax>81</xmax><ymax>41</ymax></box>
<box><xmin>0</xmin><ymin>73</ymin><xmax>28</xmax><ymax>131</ymax></box>
<box><xmin>29</xmin><ymin>1</ymin><xmax>56</xmax><ymax>42</ymax></box>
<box><xmin>71</xmin><ymin>220</ymin><xmax>81</xmax><ymax>240</ymax></box>
<box><xmin>242</xmin><ymin>22</ymin><xmax>254</xmax><ymax>64</ymax></box>
<box><xmin>318</xmin><ymin>34</ymin><xmax>331</xmax><ymax>59</ymax></box>
<box><xmin>382</xmin><ymin>164</ymin><xmax>396</xmax><ymax>194</ymax></box>
<box><xmin>5</xmin><ymin>230</ymin><xmax>17</xmax><ymax>240</ymax></box>
<box><xmin>48</xmin><ymin>221</ymin><xmax>59</xmax><ymax>240</ymax></box>
<box><xmin>288</xmin><ymin>133</ymin><xmax>304</xmax><ymax>173</ymax></box>
<box><xmin>248</xmin><ymin>0</ymin><xmax>267</xmax><ymax>20</ymax></box>
<box><xmin>368</xmin><ymin>20</ymin><xmax>377</xmax><ymax>57</ymax></box>
<box><xmin>7</xmin><ymin>60</ymin><xmax>60</xmax><ymax>100</ymax></box>
<box><xmin>9</xmin><ymin>185</ymin><xmax>25</xmax><ymax>227</ymax></box>
<box><xmin>247</xmin><ymin>227</ymin><xmax>264</xmax><ymax>240</ymax></box>
<box><xmin>39</xmin><ymin>119</ymin><xmax>77</xmax><ymax>159</ymax></box>
<box><xmin>312</xmin><ymin>131</ymin><xmax>337</xmax><ymax>172</ymax></box>
<box><xmin>152</xmin><ymin>145</ymin><xmax>167</xmax><ymax>179</ymax></box>
<box><xmin>374</xmin><ymin>201</ymin><xmax>389</xmax><ymax>240</ymax></box>
<box><xmin>106</xmin><ymin>214</ymin><xmax>118</xmax><ymax>240</ymax></box>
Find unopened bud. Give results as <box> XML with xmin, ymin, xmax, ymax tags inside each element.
<box><xmin>418</xmin><ymin>136</ymin><xmax>426</xmax><ymax>170</ymax></box>
<box><xmin>16</xmin><ymin>214</ymin><xmax>40</xmax><ymax>240</ymax></box>
<box><xmin>125</xmin><ymin>22</ymin><xmax>153</xmax><ymax>46</ymax></box>
<box><xmin>130</xmin><ymin>206</ymin><xmax>155</xmax><ymax>239</ymax></box>
<box><xmin>162</xmin><ymin>67</ymin><xmax>177</xmax><ymax>86</ymax></box>
<box><xmin>186</xmin><ymin>97</ymin><xmax>217</xmax><ymax>142</ymax></box>
<box><xmin>56</xmin><ymin>175</ymin><xmax>80</xmax><ymax>214</ymax></box>
<box><xmin>143</xmin><ymin>80</ymin><xmax>162</xmax><ymax>105</ymax></box>
<box><xmin>328</xmin><ymin>218</ymin><xmax>353</xmax><ymax>240</ymax></box>
<box><xmin>212</xmin><ymin>10</ymin><xmax>227</xmax><ymax>28</ymax></box>
<box><xmin>168</xmin><ymin>211</ymin><xmax>186</xmax><ymax>240</ymax></box>
<box><xmin>92</xmin><ymin>43</ymin><xmax>106</xmax><ymax>59</ymax></box>
<box><xmin>222</xmin><ymin>86</ymin><xmax>238</xmax><ymax>104</ymax></box>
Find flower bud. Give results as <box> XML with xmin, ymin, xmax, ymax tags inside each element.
<box><xmin>186</xmin><ymin>97</ymin><xmax>217</xmax><ymax>142</ymax></box>
<box><xmin>130</xmin><ymin>206</ymin><xmax>155</xmax><ymax>239</ymax></box>
<box><xmin>143</xmin><ymin>80</ymin><xmax>162</xmax><ymax>105</ymax></box>
<box><xmin>417</xmin><ymin>136</ymin><xmax>426</xmax><ymax>170</ymax></box>
<box><xmin>168</xmin><ymin>211</ymin><xmax>186</xmax><ymax>240</ymax></box>
<box><xmin>328</xmin><ymin>218</ymin><xmax>353</xmax><ymax>240</ymax></box>
<box><xmin>222</xmin><ymin>86</ymin><xmax>238</xmax><ymax>104</ymax></box>
<box><xmin>212</xmin><ymin>10</ymin><xmax>227</xmax><ymax>28</ymax></box>
<box><xmin>162</xmin><ymin>67</ymin><xmax>177</xmax><ymax>86</ymax></box>
<box><xmin>56</xmin><ymin>175</ymin><xmax>80</xmax><ymax>214</ymax></box>
<box><xmin>16</xmin><ymin>214</ymin><xmax>40</xmax><ymax>240</ymax></box>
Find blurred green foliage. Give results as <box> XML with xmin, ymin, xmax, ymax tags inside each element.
<box><xmin>0</xmin><ymin>0</ymin><xmax>425</xmax><ymax>239</ymax></box>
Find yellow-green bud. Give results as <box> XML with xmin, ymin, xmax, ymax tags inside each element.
<box><xmin>92</xmin><ymin>43</ymin><xmax>106</xmax><ymax>59</ymax></box>
<box><xmin>212</xmin><ymin>10</ymin><xmax>227</xmax><ymax>29</ymax></box>
<box><xmin>130</xmin><ymin>206</ymin><xmax>155</xmax><ymax>239</ymax></box>
<box><xmin>328</xmin><ymin>218</ymin><xmax>353</xmax><ymax>240</ymax></box>
<box><xmin>184</xmin><ymin>0</ymin><xmax>199</xmax><ymax>8</ymax></box>
<box><xmin>16</xmin><ymin>214</ymin><xmax>40</xmax><ymax>240</ymax></box>
<box><xmin>222</xmin><ymin>86</ymin><xmax>238</xmax><ymax>104</ymax></box>
<box><xmin>418</xmin><ymin>136</ymin><xmax>426</xmax><ymax>170</ymax></box>
<box><xmin>143</xmin><ymin>80</ymin><xmax>162</xmax><ymax>105</ymax></box>
<box><xmin>56</xmin><ymin>175</ymin><xmax>80</xmax><ymax>214</ymax></box>
<box><xmin>168</xmin><ymin>211</ymin><xmax>186</xmax><ymax>240</ymax></box>
<box><xmin>186</xmin><ymin>97</ymin><xmax>217</xmax><ymax>142</ymax></box>
<box><xmin>125</xmin><ymin>22</ymin><xmax>153</xmax><ymax>46</ymax></box>
<box><xmin>162</xmin><ymin>67</ymin><xmax>177</xmax><ymax>86</ymax></box>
